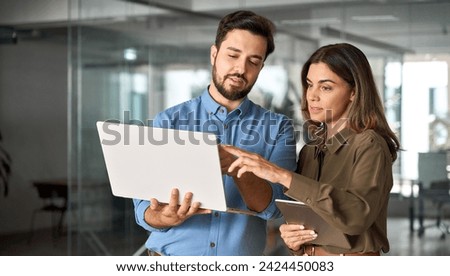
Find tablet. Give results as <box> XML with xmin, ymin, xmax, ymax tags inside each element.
<box><xmin>96</xmin><ymin>121</ymin><xmax>228</xmax><ymax>211</ymax></box>
<box><xmin>275</xmin><ymin>199</ymin><xmax>351</xmax><ymax>249</ymax></box>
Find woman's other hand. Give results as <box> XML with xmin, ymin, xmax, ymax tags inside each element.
<box><xmin>279</xmin><ymin>223</ymin><xmax>318</xmax><ymax>252</ymax></box>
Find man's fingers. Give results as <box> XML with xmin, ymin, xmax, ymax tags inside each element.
<box><xmin>168</xmin><ymin>188</ymin><xmax>180</xmax><ymax>211</ymax></box>
<box><xmin>150</xmin><ymin>198</ymin><xmax>159</xmax><ymax>210</ymax></box>
<box><xmin>195</xmin><ymin>207</ymin><xmax>212</xmax><ymax>215</ymax></box>
<box><xmin>177</xmin><ymin>192</ymin><xmax>194</xmax><ymax>216</ymax></box>
<box><xmin>185</xmin><ymin>201</ymin><xmax>201</xmax><ymax>216</ymax></box>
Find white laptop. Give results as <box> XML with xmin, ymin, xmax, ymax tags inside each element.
<box><xmin>96</xmin><ymin>121</ymin><xmax>255</xmax><ymax>215</ymax></box>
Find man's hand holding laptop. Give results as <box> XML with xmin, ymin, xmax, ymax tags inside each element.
<box><xmin>145</xmin><ymin>188</ymin><xmax>211</xmax><ymax>228</ymax></box>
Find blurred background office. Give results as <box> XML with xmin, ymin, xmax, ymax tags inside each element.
<box><xmin>0</xmin><ymin>0</ymin><xmax>449</xmax><ymax>256</ymax></box>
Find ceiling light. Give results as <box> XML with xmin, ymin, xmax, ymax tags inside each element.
<box><xmin>124</xmin><ymin>48</ymin><xmax>137</xmax><ymax>61</ymax></box>
<box><xmin>351</xmin><ymin>15</ymin><xmax>399</xmax><ymax>22</ymax></box>
<box><xmin>281</xmin><ymin>18</ymin><xmax>340</xmax><ymax>25</ymax></box>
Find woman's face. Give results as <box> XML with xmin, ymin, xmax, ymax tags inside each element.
<box><xmin>305</xmin><ymin>62</ymin><xmax>354</xmax><ymax>131</ymax></box>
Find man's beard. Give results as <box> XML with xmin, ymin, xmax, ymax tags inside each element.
<box><xmin>212</xmin><ymin>64</ymin><xmax>253</xmax><ymax>101</ymax></box>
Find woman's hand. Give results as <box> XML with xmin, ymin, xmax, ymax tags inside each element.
<box><xmin>220</xmin><ymin>145</ymin><xmax>293</xmax><ymax>188</ymax></box>
<box><xmin>279</xmin><ymin>224</ymin><xmax>318</xmax><ymax>252</ymax></box>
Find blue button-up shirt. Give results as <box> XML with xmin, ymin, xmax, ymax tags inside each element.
<box><xmin>133</xmin><ymin>89</ymin><xmax>297</xmax><ymax>255</ymax></box>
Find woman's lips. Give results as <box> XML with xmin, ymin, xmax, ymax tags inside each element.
<box><xmin>309</xmin><ymin>106</ymin><xmax>322</xmax><ymax>114</ymax></box>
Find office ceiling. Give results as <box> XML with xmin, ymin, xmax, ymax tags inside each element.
<box><xmin>0</xmin><ymin>0</ymin><xmax>449</xmax><ymax>59</ymax></box>
<box><xmin>131</xmin><ymin>0</ymin><xmax>450</xmax><ymax>56</ymax></box>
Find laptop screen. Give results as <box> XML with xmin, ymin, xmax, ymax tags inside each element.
<box><xmin>96</xmin><ymin>121</ymin><xmax>227</xmax><ymax>211</ymax></box>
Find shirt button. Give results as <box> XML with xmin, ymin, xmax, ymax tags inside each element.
<box><xmin>220</xmin><ymin>109</ymin><xmax>225</xmax><ymax>113</ymax></box>
<box><xmin>224</xmin><ymin>124</ymin><xmax>228</xmax><ymax>129</ymax></box>
<box><xmin>306</xmin><ymin>199</ymin><xmax>312</xmax><ymax>204</ymax></box>
<box><xmin>323</xmin><ymin>145</ymin><xmax>327</xmax><ymax>149</ymax></box>
<box><xmin>210</xmin><ymin>242</ymin><xmax>216</xmax><ymax>248</ymax></box>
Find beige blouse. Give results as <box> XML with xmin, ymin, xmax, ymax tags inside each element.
<box><xmin>285</xmin><ymin>128</ymin><xmax>393</xmax><ymax>254</ymax></box>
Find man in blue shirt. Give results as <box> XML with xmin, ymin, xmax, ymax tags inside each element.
<box><xmin>133</xmin><ymin>10</ymin><xmax>297</xmax><ymax>256</ymax></box>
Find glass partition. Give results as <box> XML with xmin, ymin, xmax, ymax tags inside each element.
<box><xmin>67</xmin><ymin>0</ymin><xmax>195</xmax><ymax>255</ymax></box>
<box><xmin>67</xmin><ymin>0</ymin><xmax>312</xmax><ymax>255</ymax></box>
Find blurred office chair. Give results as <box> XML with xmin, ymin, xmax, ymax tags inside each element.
<box><xmin>417</xmin><ymin>180</ymin><xmax>450</xmax><ymax>239</ymax></box>
<box><xmin>28</xmin><ymin>180</ymin><xmax>68</xmax><ymax>242</ymax></box>
<box><xmin>416</xmin><ymin>152</ymin><xmax>450</xmax><ymax>239</ymax></box>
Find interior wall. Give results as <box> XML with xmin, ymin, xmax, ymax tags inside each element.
<box><xmin>0</xmin><ymin>39</ymin><xmax>67</xmax><ymax>234</ymax></box>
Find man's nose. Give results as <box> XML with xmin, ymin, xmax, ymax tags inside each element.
<box><xmin>232</xmin><ymin>58</ymin><xmax>247</xmax><ymax>75</ymax></box>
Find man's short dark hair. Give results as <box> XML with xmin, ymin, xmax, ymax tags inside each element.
<box><xmin>214</xmin><ymin>10</ymin><xmax>275</xmax><ymax>61</ymax></box>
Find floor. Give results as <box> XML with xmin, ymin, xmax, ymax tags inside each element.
<box><xmin>387</xmin><ymin>217</ymin><xmax>450</xmax><ymax>256</ymax></box>
<box><xmin>0</xmin><ymin>217</ymin><xmax>449</xmax><ymax>256</ymax></box>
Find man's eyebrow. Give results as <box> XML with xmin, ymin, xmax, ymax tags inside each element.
<box><xmin>226</xmin><ymin>46</ymin><xmax>263</xmax><ymax>60</ymax></box>
<box><xmin>226</xmin><ymin>46</ymin><xmax>241</xmax><ymax>53</ymax></box>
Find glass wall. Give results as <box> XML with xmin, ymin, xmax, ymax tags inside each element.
<box><xmin>68</xmin><ymin>0</ymin><xmax>165</xmax><ymax>255</ymax></box>
<box><xmin>68</xmin><ymin>0</ymin><xmax>316</xmax><ymax>255</ymax></box>
<box><xmin>68</xmin><ymin>0</ymin><xmax>449</xmax><ymax>255</ymax></box>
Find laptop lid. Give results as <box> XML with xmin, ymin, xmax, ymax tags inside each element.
<box><xmin>96</xmin><ymin>121</ymin><xmax>228</xmax><ymax>211</ymax></box>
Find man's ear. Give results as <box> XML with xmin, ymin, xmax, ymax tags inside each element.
<box><xmin>210</xmin><ymin>45</ymin><xmax>217</xmax><ymax>66</ymax></box>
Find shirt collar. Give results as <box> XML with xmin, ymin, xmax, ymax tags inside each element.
<box><xmin>324</xmin><ymin>128</ymin><xmax>354</xmax><ymax>154</ymax></box>
<box><xmin>200</xmin><ymin>88</ymin><xmax>250</xmax><ymax>119</ymax></box>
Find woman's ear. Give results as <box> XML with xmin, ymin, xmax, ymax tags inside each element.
<box><xmin>350</xmin><ymin>90</ymin><xmax>356</xmax><ymax>101</ymax></box>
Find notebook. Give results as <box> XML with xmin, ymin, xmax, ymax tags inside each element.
<box><xmin>275</xmin><ymin>199</ymin><xmax>351</xmax><ymax>249</ymax></box>
<box><xmin>96</xmin><ymin>121</ymin><xmax>255</xmax><ymax>215</ymax></box>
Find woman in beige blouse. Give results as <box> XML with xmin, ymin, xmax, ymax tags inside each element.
<box><xmin>223</xmin><ymin>43</ymin><xmax>400</xmax><ymax>256</ymax></box>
